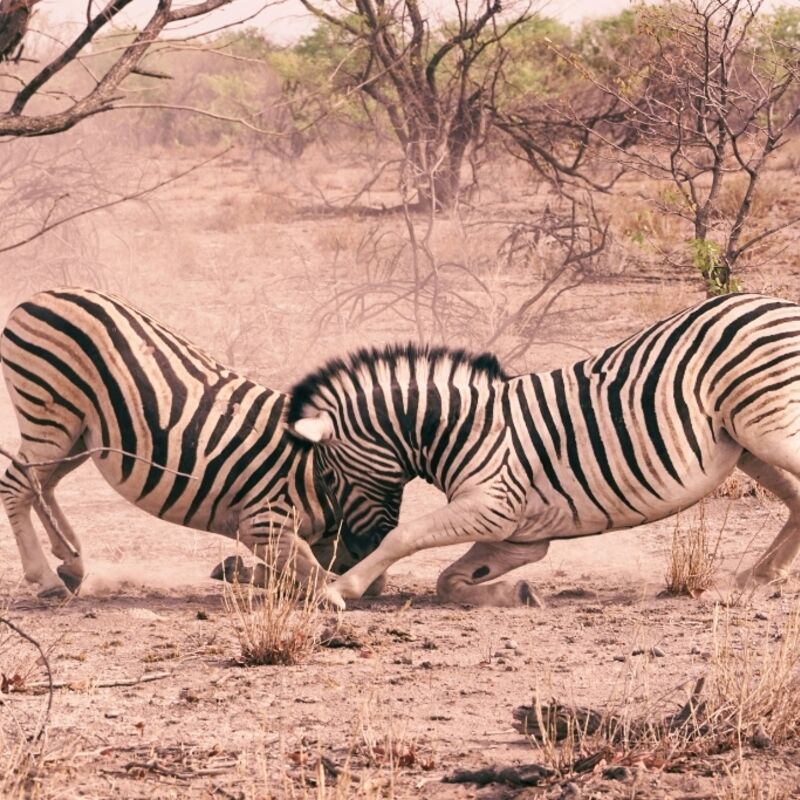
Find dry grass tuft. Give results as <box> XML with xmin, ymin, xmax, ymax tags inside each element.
<box><xmin>717</xmin><ymin>765</ymin><xmax>792</xmax><ymax>800</ymax></box>
<box><xmin>705</xmin><ymin>602</ymin><xmax>800</xmax><ymax>749</ymax></box>
<box><xmin>0</xmin><ymin>735</ymin><xmax>36</xmax><ymax>800</ymax></box>
<box><xmin>223</xmin><ymin>538</ymin><xmax>326</xmax><ymax>667</ymax></box>
<box><xmin>664</xmin><ymin>503</ymin><xmax>720</xmax><ymax>597</ymax></box>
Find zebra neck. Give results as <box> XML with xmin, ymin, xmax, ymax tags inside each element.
<box><xmin>403</xmin><ymin>378</ymin><xmax>504</xmax><ymax>494</ymax></box>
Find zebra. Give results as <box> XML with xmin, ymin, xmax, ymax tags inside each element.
<box><xmin>287</xmin><ymin>293</ymin><xmax>800</xmax><ymax>609</ymax></box>
<box><xmin>0</xmin><ymin>287</ymin><xmax>344</xmax><ymax>598</ymax></box>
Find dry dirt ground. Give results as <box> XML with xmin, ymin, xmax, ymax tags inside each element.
<box><xmin>2</xmin><ymin>142</ymin><xmax>800</xmax><ymax>799</ymax></box>
<box><xmin>2</xmin><ymin>406</ymin><xmax>799</xmax><ymax>799</ymax></box>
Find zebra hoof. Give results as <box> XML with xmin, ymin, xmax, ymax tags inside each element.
<box><xmin>321</xmin><ymin>585</ymin><xmax>346</xmax><ymax>611</ymax></box>
<box><xmin>516</xmin><ymin>580</ymin><xmax>545</xmax><ymax>608</ymax></box>
<box><xmin>735</xmin><ymin>567</ymin><xmax>786</xmax><ymax>591</ymax></box>
<box><xmin>57</xmin><ymin>565</ymin><xmax>83</xmax><ymax>595</ymax></box>
<box><xmin>364</xmin><ymin>572</ymin><xmax>388</xmax><ymax>597</ymax></box>
<box><xmin>210</xmin><ymin>555</ymin><xmax>253</xmax><ymax>584</ymax></box>
<box><xmin>37</xmin><ymin>583</ymin><xmax>69</xmax><ymax>600</ymax></box>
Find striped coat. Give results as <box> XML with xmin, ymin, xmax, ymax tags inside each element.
<box><xmin>0</xmin><ymin>288</ymin><xmax>340</xmax><ymax>598</ymax></box>
<box><xmin>287</xmin><ymin>293</ymin><xmax>800</xmax><ymax>608</ymax></box>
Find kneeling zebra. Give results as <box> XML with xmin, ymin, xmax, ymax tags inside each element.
<box><xmin>0</xmin><ymin>288</ymin><xmax>343</xmax><ymax>598</ymax></box>
<box><xmin>288</xmin><ymin>293</ymin><xmax>800</xmax><ymax>608</ymax></box>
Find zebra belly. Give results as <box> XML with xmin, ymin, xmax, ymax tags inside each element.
<box><xmin>83</xmin><ymin>433</ymin><xmax>239</xmax><ymax>536</ymax></box>
<box><xmin>514</xmin><ymin>438</ymin><xmax>742</xmax><ymax>541</ymax></box>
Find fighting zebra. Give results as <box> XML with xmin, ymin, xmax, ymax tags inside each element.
<box><xmin>288</xmin><ymin>293</ymin><xmax>800</xmax><ymax>609</ymax></box>
<box><xmin>0</xmin><ymin>288</ymin><xmax>343</xmax><ymax>598</ymax></box>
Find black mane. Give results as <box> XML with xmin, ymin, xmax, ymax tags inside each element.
<box><xmin>287</xmin><ymin>343</ymin><xmax>508</xmax><ymax>423</ymax></box>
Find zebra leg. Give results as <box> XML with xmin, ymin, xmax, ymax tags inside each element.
<box><xmin>311</xmin><ymin>536</ymin><xmax>388</xmax><ymax>596</ymax></box>
<box><xmin>229</xmin><ymin>518</ymin><xmax>334</xmax><ymax>596</ymax></box>
<box><xmin>436</xmin><ymin>540</ymin><xmax>549</xmax><ymax>607</ymax></box>
<box><xmin>33</xmin><ymin>442</ymin><xmax>90</xmax><ymax>594</ymax></box>
<box><xmin>321</xmin><ymin>497</ymin><xmax>517</xmax><ymax>609</ymax></box>
<box><xmin>0</xmin><ymin>463</ymin><xmax>69</xmax><ymax>598</ymax></box>
<box><xmin>735</xmin><ymin>452</ymin><xmax>800</xmax><ymax>588</ymax></box>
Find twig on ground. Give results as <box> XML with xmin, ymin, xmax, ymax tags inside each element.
<box><xmin>23</xmin><ymin>670</ymin><xmax>172</xmax><ymax>692</ymax></box>
<box><xmin>0</xmin><ymin>616</ymin><xmax>52</xmax><ymax>741</ymax></box>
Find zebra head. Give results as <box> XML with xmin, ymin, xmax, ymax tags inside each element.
<box><xmin>287</xmin><ymin>349</ymin><xmax>418</xmax><ymax>560</ymax></box>
<box><xmin>287</xmin><ymin>344</ymin><xmax>509</xmax><ymax>562</ymax></box>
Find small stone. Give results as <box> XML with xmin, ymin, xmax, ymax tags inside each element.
<box><xmin>196</xmin><ymin>610</ymin><xmax>209</xmax><ymax>621</ymax></box>
<box><xmin>504</xmin><ymin>639</ymin><xmax>519</xmax><ymax>650</ymax></box>
<box><xmin>602</xmin><ymin>765</ymin><xmax>631</xmax><ymax>781</ymax></box>
<box><xmin>752</xmin><ymin>725</ymin><xmax>772</xmax><ymax>749</ymax></box>
<box><xmin>690</xmin><ymin>645</ymin><xmax>701</xmax><ymax>655</ymax></box>
<box><xmin>631</xmin><ymin>646</ymin><xmax>645</xmax><ymax>656</ymax></box>
<box><xmin>104</xmin><ymin>710</ymin><xmax>122</xmax><ymax>719</ymax></box>
<box><xmin>650</xmin><ymin>646</ymin><xmax>666</xmax><ymax>657</ymax></box>
<box><xmin>755</xmin><ymin>611</ymin><xmax>769</xmax><ymax>621</ymax></box>
<box><xmin>84</xmin><ymin>610</ymin><xmax>98</xmax><ymax>619</ymax></box>
<box><xmin>421</xmin><ymin>639</ymin><xmax>438</xmax><ymax>650</ymax></box>
<box><xmin>420</xmin><ymin>661</ymin><xmax>434</xmax><ymax>669</ymax></box>
<box><xmin>613</xmin><ymin>654</ymin><xmax>626</xmax><ymax>662</ymax></box>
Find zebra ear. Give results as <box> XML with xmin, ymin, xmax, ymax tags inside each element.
<box><xmin>290</xmin><ymin>414</ymin><xmax>335</xmax><ymax>443</ymax></box>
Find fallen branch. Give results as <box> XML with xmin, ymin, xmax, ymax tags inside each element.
<box><xmin>24</xmin><ymin>670</ymin><xmax>172</xmax><ymax>692</ymax></box>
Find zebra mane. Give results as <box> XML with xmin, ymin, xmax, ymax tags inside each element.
<box><xmin>287</xmin><ymin>343</ymin><xmax>508</xmax><ymax>423</ymax></box>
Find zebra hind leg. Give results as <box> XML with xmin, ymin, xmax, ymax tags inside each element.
<box><xmin>734</xmin><ymin>451</ymin><xmax>800</xmax><ymax>589</ymax></box>
<box><xmin>32</xmin><ymin>440</ymin><xmax>90</xmax><ymax>594</ymax></box>
<box><xmin>436</xmin><ymin>540</ymin><xmax>550</xmax><ymax>607</ymax></box>
<box><xmin>0</xmin><ymin>458</ymin><xmax>80</xmax><ymax>599</ymax></box>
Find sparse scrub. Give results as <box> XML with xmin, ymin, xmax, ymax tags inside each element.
<box><xmin>713</xmin><ymin>473</ymin><xmax>773</xmax><ymax>504</ymax></box>
<box><xmin>517</xmin><ymin>600</ymin><xmax>800</xmax><ymax>782</ymax></box>
<box><xmin>222</xmin><ymin>535</ymin><xmax>327</xmax><ymax>667</ymax></box>
<box><xmin>717</xmin><ymin>766</ymin><xmax>792</xmax><ymax>800</ymax></box>
<box><xmin>664</xmin><ymin>503</ymin><xmax>720</xmax><ymax>597</ymax></box>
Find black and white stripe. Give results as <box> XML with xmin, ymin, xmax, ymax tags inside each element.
<box><xmin>288</xmin><ymin>293</ymin><xmax>800</xmax><ymax>607</ymax></box>
<box><xmin>0</xmin><ymin>287</ymin><xmax>339</xmax><ymax>597</ymax></box>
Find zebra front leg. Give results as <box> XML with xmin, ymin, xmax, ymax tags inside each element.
<box><xmin>436</xmin><ymin>540</ymin><xmax>549</xmax><ymax>607</ymax></box>
<box><xmin>323</xmin><ymin>495</ymin><xmax>517</xmax><ymax>609</ymax></box>
<box><xmin>235</xmin><ymin>517</ymin><xmax>335</xmax><ymax>597</ymax></box>
<box><xmin>735</xmin><ymin>452</ymin><xmax>800</xmax><ymax>588</ymax></box>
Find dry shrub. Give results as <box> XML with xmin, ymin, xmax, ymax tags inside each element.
<box><xmin>276</xmin><ymin>697</ymin><xmax>429</xmax><ymax>799</ymax></box>
<box><xmin>0</xmin><ymin>735</ymin><xmax>36</xmax><ymax>800</ymax></box>
<box><xmin>712</xmin><ymin>472</ymin><xmax>772</xmax><ymax>503</ymax></box>
<box><xmin>715</xmin><ymin>174</ymin><xmax>775</xmax><ymax>221</ymax></box>
<box><xmin>664</xmin><ymin>503</ymin><xmax>720</xmax><ymax>597</ymax></box>
<box><xmin>223</xmin><ymin>537</ymin><xmax>326</xmax><ymax>667</ymax></box>
<box><xmin>717</xmin><ymin>765</ymin><xmax>792</xmax><ymax>800</ymax></box>
<box><xmin>705</xmin><ymin>603</ymin><xmax>800</xmax><ymax>749</ymax></box>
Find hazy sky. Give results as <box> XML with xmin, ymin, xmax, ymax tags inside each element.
<box><xmin>41</xmin><ymin>0</ymin><xmax>638</xmax><ymax>43</ymax></box>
